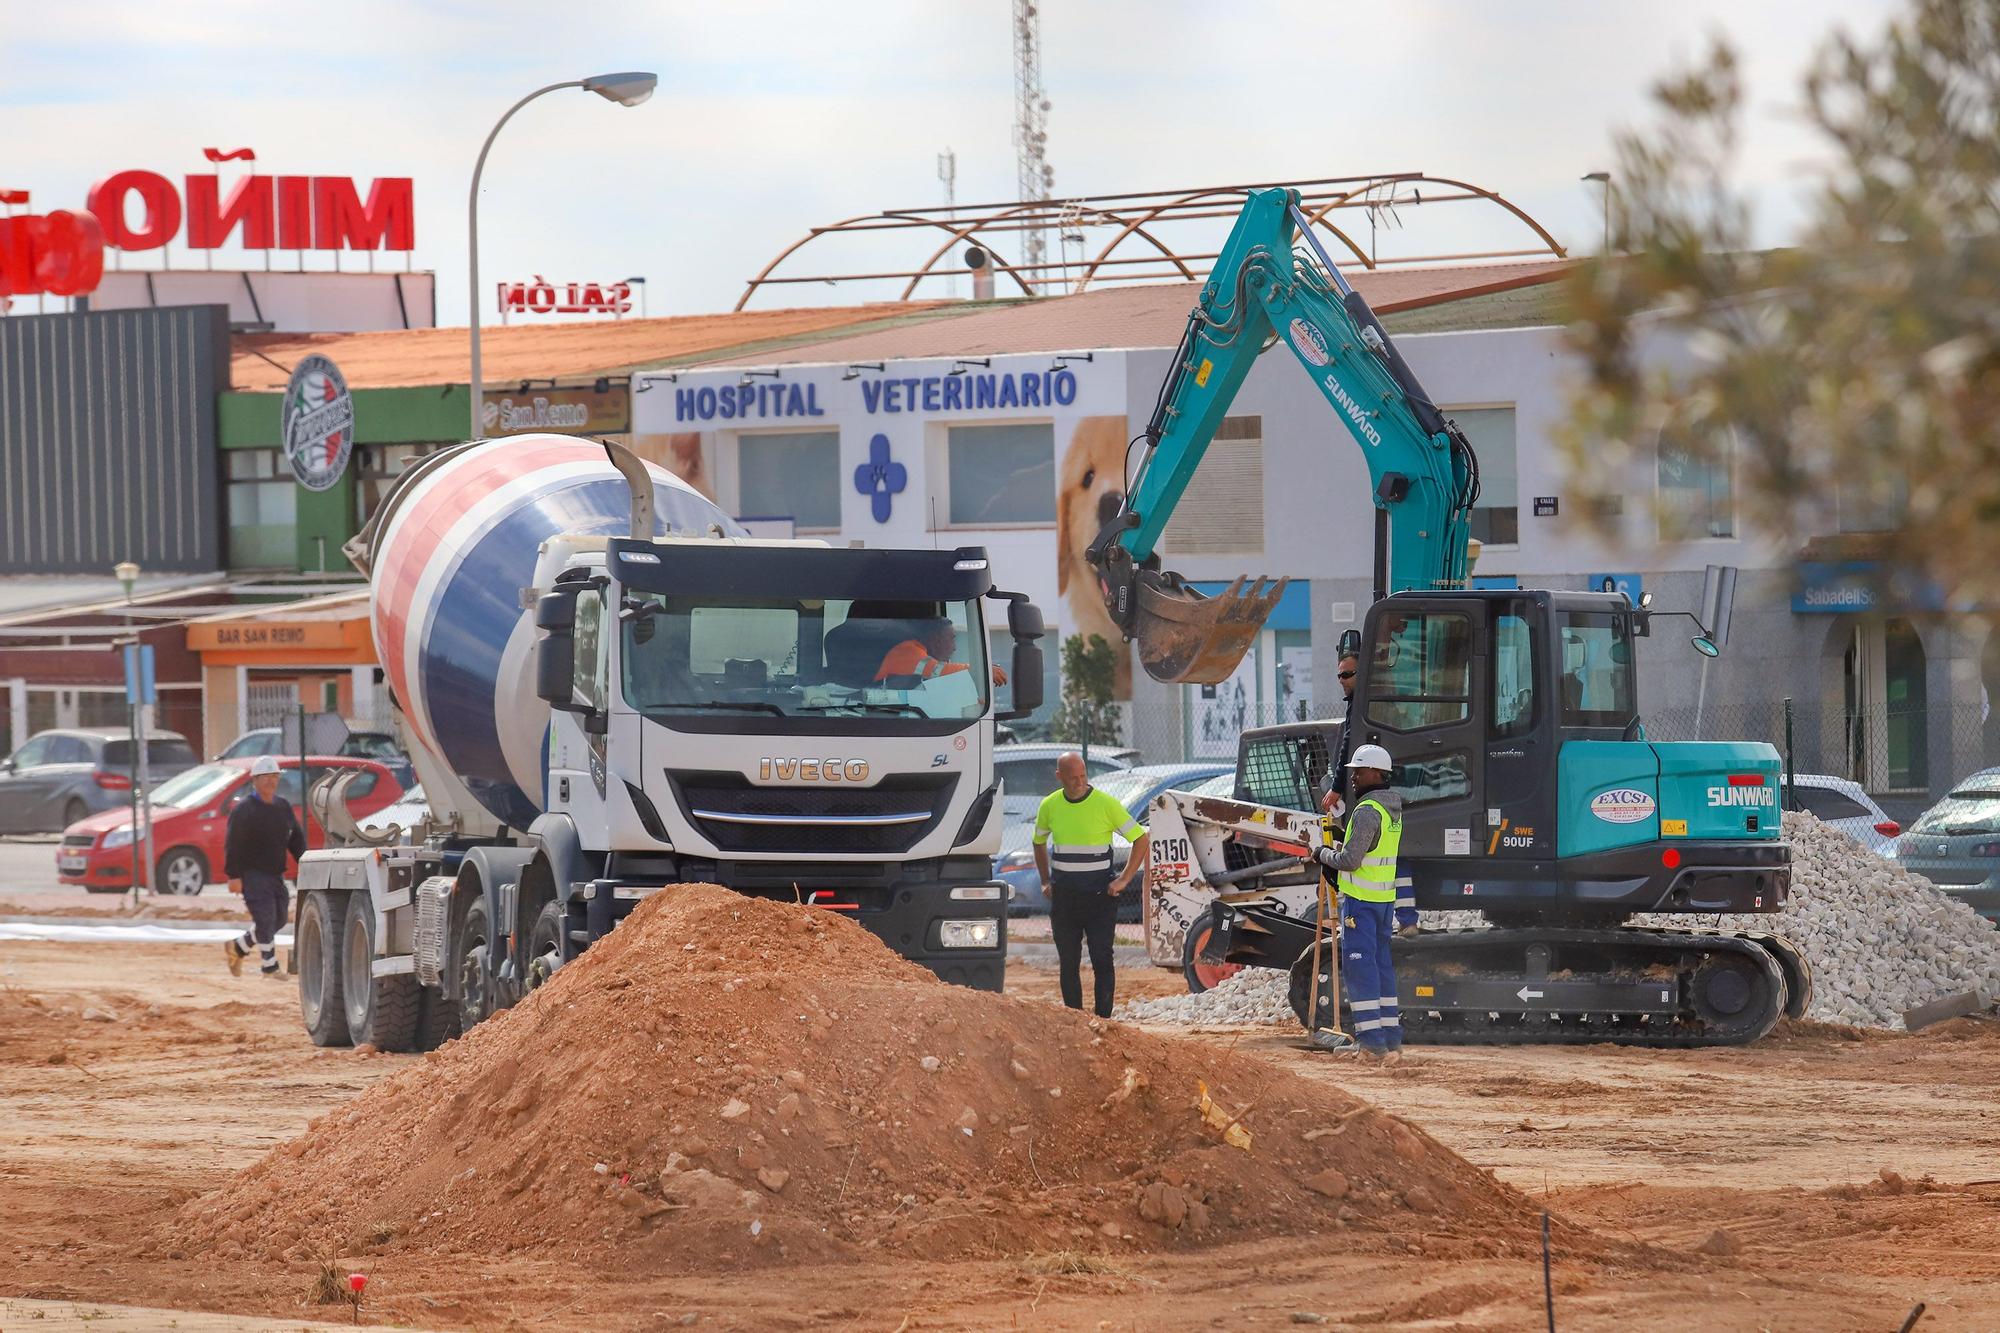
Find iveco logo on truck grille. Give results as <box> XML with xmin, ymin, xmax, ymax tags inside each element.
<box><xmin>758</xmin><ymin>758</ymin><xmax>870</xmax><ymax>783</ymax></box>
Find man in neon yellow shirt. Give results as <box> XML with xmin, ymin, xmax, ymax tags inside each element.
<box><xmin>1312</xmin><ymin>744</ymin><xmax>1405</xmax><ymax>1063</ymax></box>
<box><xmin>1032</xmin><ymin>751</ymin><xmax>1149</xmax><ymax>1017</ymax></box>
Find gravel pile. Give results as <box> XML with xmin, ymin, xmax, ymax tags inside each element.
<box><xmin>1633</xmin><ymin>811</ymin><xmax>2000</xmax><ymax>1030</ymax></box>
<box><xmin>1120</xmin><ymin>812</ymin><xmax>2000</xmax><ymax>1031</ymax></box>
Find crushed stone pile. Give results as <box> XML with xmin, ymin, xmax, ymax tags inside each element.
<box><xmin>1121</xmin><ymin>813</ymin><xmax>2000</xmax><ymax>1031</ymax></box>
<box><xmin>1633</xmin><ymin>811</ymin><xmax>2000</xmax><ymax>1029</ymax></box>
<box><xmin>165</xmin><ymin>885</ymin><xmax>1548</xmax><ymax>1269</ymax></box>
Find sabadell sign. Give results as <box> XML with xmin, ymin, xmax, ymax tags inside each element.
<box><xmin>282</xmin><ymin>354</ymin><xmax>355</xmax><ymax>492</ymax></box>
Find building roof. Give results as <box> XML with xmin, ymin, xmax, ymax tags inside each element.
<box><xmin>229</xmin><ymin>302</ymin><xmax>963</xmax><ymax>391</ymax></box>
<box><xmin>689</xmin><ymin>260</ymin><xmax>1574</xmax><ymax>368</ymax></box>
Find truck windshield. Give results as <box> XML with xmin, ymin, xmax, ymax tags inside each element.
<box><xmin>1558</xmin><ymin>611</ymin><xmax>1635</xmax><ymax>727</ymax></box>
<box><xmin>621</xmin><ymin>594</ymin><xmax>990</xmax><ymax>722</ymax></box>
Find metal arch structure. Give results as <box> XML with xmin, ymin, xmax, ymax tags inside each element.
<box><xmin>736</xmin><ymin>172</ymin><xmax>1569</xmax><ymax>310</ymax></box>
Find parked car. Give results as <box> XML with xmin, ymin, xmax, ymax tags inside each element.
<box><xmin>994</xmin><ymin>743</ymin><xmax>1138</xmax><ymax>820</ymax></box>
<box><xmin>994</xmin><ymin>761</ymin><xmax>1233</xmax><ymax>918</ymax></box>
<box><xmin>1890</xmin><ymin>767</ymin><xmax>2000</xmax><ymax>923</ymax></box>
<box><xmin>0</xmin><ymin>728</ymin><xmax>199</xmax><ymax>834</ymax></box>
<box><xmin>220</xmin><ymin>725</ymin><xmax>417</xmax><ymax>788</ymax></box>
<box><xmin>1784</xmin><ymin>773</ymin><xmax>1902</xmax><ymax>858</ymax></box>
<box><xmin>55</xmin><ymin>756</ymin><xmax>403</xmax><ymax>894</ymax></box>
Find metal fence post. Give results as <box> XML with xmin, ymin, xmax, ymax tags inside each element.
<box><xmin>1783</xmin><ymin>696</ymin><xmax>1796</xmax><ymax>813</ymax></box>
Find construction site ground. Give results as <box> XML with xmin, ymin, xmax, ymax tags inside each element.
<box><xmin>2</xmin><ymin>935</ymin><xmax>1996</xmax><ymax>1331</ymax></box>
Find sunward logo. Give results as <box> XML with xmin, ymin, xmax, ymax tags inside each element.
<box><xmin>1288</xmin><ymin>318</ymin><xmax>1331</xmax><ymax>367</ymax></box>
<box><xmin>1589</xmin><ymin>788</ymin><xmax>1656</xmax><ymax>824</ymax></box>
<box><xmin>1324</xmin><ymin>374</ymin><xmax>1383</xmax><ymax>447</ymax></box>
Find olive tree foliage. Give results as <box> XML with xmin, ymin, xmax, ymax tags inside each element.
<box><xmin>1046</xmin><ymin>633</ymin><xmax>1123</xmax><ymax>752</ymax></box>
<box><xmin>1562</xmin><ymin>0</ymin><xmax>2000</xmax><ymax>604</ymax></box>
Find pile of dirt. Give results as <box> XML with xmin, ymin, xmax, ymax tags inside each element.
<box><xmin>167</xmin><ymin>885</ymin><xmax>1556</xmax><ymax>1269</ymax></box>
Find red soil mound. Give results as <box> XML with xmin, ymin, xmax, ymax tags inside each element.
<box><xmin>170</xmin><ymin>885</ymin><xmax>1551</xmax><ymax>1268</ymax></box>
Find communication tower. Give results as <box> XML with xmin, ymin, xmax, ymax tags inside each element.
<box><xmin>1012</xmin><ymin>0</ymin><xmax>1053</xmax><ymax>293</ymax></box>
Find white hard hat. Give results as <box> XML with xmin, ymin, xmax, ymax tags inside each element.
<box><xmin>1345</xmin><ymin>744</ymin><xmax>1394</xmax><ymax>772</ymax></box>
<box><xmin>250</xmin><ymin>755</ymin><xmax>282</xmax><ymax>777</ymax></box>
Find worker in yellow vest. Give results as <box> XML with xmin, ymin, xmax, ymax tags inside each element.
<box><xmin>1311</xmin><ymin>744</ymin><xmax>1405</xmax><ymax>1063</ymax></box>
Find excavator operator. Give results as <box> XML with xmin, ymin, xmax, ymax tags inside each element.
<box><xmin>1312</xmin><ymin>744</ymin><xmax>1406</xmax><ymax>1064</ymax></box>
<box><xmin>874</xmin><ymin>617</ymin><xmax>1008</xmax><ymax>686</ymax></box>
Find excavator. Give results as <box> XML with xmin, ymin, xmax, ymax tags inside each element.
<box><xmin>1085</xmin><ymin>187</ymin><xmax>1808</xmax><ymax>1046</ymax></box>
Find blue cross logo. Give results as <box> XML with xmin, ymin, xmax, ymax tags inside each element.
<box><xmin>853</xmin><ymin>432</ymin><xmax>906</xmax><ymax>523</ymax></box>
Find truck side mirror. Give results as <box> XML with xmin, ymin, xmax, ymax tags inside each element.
<box><xmin>535</xmin><ymin>588</ymin><xmax>581</xmax><ymax>709</ymax></box>
<box><xmin>990</xmin><ymin>592</ymin><xmax>1047</xmax><ymax>722</ymax></box>
<box><xmin>1337</xmin><ymin>628</ymin><xmax>1361</xmax><ymax>658</ymax></box>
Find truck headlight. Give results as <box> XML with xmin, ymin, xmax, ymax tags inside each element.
<box><xmin>939</xmin><ymin>919</ymin><xmax>999</xmax><ymax>949</ymax></box>
<box><xmin>101</xmin><ymin>827</ymin><xmax>134</xmax><ymax>850</ymax></box>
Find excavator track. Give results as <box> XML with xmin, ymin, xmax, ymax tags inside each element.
<box><xmin>1283</xmin><ymin>924</ymin><xmax>1798</xmax><ymax>1049</ymax></box>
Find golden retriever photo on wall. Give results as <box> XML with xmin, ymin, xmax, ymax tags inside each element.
<box><xmin>631</xmin><ymin>431</ymin><xmax>716</xmax><ymax>501</ymax></box>
<box><xmin>1057</xmin><ymin>415</ymin><xmax>1136</xmax><ymax>699</ymax></box>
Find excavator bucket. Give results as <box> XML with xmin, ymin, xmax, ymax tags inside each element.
<box><xmin>1130</xmin><ymin>574</ymin><xmax>1289</xmax><ymax>684</ymax></box>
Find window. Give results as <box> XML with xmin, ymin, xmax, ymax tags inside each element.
<box><xmin>946</xmin><ymin>423</ymin><xmax>1055</xmax><ymax>525</ymax></box>
<box><xmin>621</xmin><ymin>593</ymin><xmax>989</xmax><ymax>722</ymax></box>
<box><xmin>738</xmin><ymin>431</ymin><xmax>840</xmax><ymax>529</ymax></box>
<box><xmin>103</xmin><ymin>739</ymin><xmax>197</xmax><ymax>768</ymax></box>
<box><xmin>150</xmin><ymin>765</ymin><xmax>242</xmax><ymax>810</ymax></box>
<box><xmin>1366</xmin><ymin>612</ymin><xmax>1473</xmax><ymax>731</ymax></box>
<box><xmin>8</xmin><ymin>736</ymin><xmax>51</xmax><ymax>768</ymax></box>
<box><xmin>337</xmin><ymin>767</ymin><xmax>380</xmax><ymax>799</ymax></box>
<box><xmin>1162</xmin><ymin>416</ymin><xmax>1263</xmax><ymax>554</ymax></box>
<box><xmin>226</xmin><ymin>449</ymin><xmax>297</xmax><ymax>568</ymax></box>
<box><xmin>1792</xmin><ymin>786</ymin><xmax>1869</xmax><ymax>821</ymax></box>
<box><xmin>45</xmin><ymin>736</ymin><xmax>93</xmax><ymax>764</ymax></box>
<box><xmin>572</xmin><ymin>590</ymin><xmax>609</xmax><ymax>713</ymax></box>
<box><xmin>1658</xmin><ymin>429</ymin><xmax>1735</xmax><ymax>540</ymax></box>
<box><xmin>1450</xmin><ymin>408</ymin><xmax>1518</xmax><ymax>546</ymax></box>
<box><xmin>1557</xmin><ymin>611</ymin><xmax>1636</xmax><ymax>726</ymax></box>
<box><xmin>1492</xmin><ymin>607</ymin><xmax>1536</xmax><ymax>737</ymax></box>
<box><xmin>1397</xmin><ymin>752</ymin><xmax>1473</xmax><ymax>806</ymax></box>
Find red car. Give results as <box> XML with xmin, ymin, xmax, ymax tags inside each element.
<box><xmin>57</xmin><ymin>756</ymin><xmax>404</xmax><ymax>895</ymax></box>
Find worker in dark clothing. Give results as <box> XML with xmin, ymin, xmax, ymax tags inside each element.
<box><xmin>223</xmin><ymin>755</ymin><xmax>305</xmax><ymax>978</ymax></box>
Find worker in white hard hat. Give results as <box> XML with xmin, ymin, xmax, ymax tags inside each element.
<box><xmin>1311</xmin><ymin>743</ymin><xmax>1405</xmax><ymax>1063</ymax></box>
<box><xmin>223</xmin><ymin>755</ymin><xmax>305</xmax><ymax>979</ymax></box>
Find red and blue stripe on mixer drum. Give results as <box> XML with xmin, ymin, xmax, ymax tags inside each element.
<box><xmin>368</xmin><ymin>435</ymin><xmax>736</xmax><ymax>831</ymax></box>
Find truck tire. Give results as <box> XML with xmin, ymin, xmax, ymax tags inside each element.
<box><xmin>524</xmin><ymin>900</ymin><xmax>565</xmax><ymax>991</ymax></box>
<box><xmin>414</xmin><ymin>988</ymin><xmax>460</xmax><ymax>1051</ymax></box>
<box><xmin>296</xmin><ymin>890</ymin><xmax>352</xmax><ymax>1048</ymax></box>
<box><xmin>341</xmin><ymin>894</ymin><xmax>423</xmax><ymax>1052</ymax></box>
<box><xmin>453</xmin><ymin>896</ymin><xmax>493</xmax><ymax>1033</ymax></box>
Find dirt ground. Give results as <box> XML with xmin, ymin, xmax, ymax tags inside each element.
<box><xmin>1</xmin><ymin>938</ymin><xmax>1997</xmax><ymax>1330</ymax></box>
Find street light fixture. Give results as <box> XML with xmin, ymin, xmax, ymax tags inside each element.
<box><xmin>1581</xmin><ymin>171</ymin><xmax>1612</xmax><ymax>254</ymax></box>
<box><xmin>468</xmin><ymin>72</ymin><xmax>659</xmax><ymax>440</ymax></box>
<box><xmin>624</xmin><ymin>275</ymin><xmax>648</xmax><ymax>319</ymax></box>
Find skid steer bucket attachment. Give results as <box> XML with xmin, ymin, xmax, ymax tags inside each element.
<box><xmin>1130</xmin><ymin>572</ymin><xmax>1288</xmax><ymax>684</ymax></box>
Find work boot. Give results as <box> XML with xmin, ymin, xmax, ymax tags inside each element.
<box><xmin>1379</xmin><ymin>1049</ymin><xmax>1405</xmax><ymax>1068</ymax></box>
<box><xmin>262</xmin><ymin>968</ymin><xmax>286</xmax><ymax>981</ymax></box>
<box><xmin>224</xmin><ymin>940</ymin><xmax>243</xmax><ymax>977</ymax></box>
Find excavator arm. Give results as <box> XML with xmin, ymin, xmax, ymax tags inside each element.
<box><xmin>1086</xmin><ymin>186</ymin><xmax>1479</xmax><ymax>683</ymax></box>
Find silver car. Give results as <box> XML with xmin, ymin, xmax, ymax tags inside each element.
<box><xmin>1891</xmin><ymin>768</ymin><xmax>2000</xmax><ymax>924</ymax></box>
<box><xmin>0</xmin><ymin>728</ymin><xmax>200</xmax><ymax>834</ymax></box>
<box><xmin>1784</xmin><ymin>773</ymin><xmax>1902</xmax><ymax>858</ymax></box>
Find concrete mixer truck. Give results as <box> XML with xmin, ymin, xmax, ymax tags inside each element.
<box><xmin>291</xmin><ymin>434</ymin><xmax>1045</xmax><ymax>1051</ymax></box>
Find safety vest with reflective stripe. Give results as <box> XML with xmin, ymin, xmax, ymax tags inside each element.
<box><xmin>1336</xmin><ymin>795</ymin><xmax>1402</xmax><ymax>903</ymax></box>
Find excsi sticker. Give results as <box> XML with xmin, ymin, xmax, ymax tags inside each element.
<box><xmin>1288</xmin><ymin>318</ymin><xmax>1331</xmax><ymax>366</ymax></box>
<box><xmin>1589</xmin><ymin>788</ymin><xmax>1656</xmax><ymax>824</ymax></box>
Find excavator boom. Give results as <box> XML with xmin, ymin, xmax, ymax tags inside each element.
<box><xmin>1086</xmin><ymin>187</ymin><xmax>1477</xmax><ymax>684</ymax></box>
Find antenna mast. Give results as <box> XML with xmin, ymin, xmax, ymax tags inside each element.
<box><xmin>937</xmin><ymin>148</ymin><xmax>959</xmax><ymax>297</ymax></box>
<box><xmin>1012</xmin><ymin>0</ymin><xmax>1052</xmax><ymax>294</ymax></box>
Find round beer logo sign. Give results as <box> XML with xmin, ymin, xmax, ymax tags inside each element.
<box><xmin>281</xmin><ymin>354</ymin><xmax>355</xmax><ymax>492</ymax></box>
<box><xmin>1288</xmin><ymin>318</ymin><xmax>1331</xmax><ymax>367</ymax></box>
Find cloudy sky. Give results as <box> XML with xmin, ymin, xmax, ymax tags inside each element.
<box><xmin>7</xmin><ymin>0</ymin><xmax>1901</xmax><ymax>323</ymax></box>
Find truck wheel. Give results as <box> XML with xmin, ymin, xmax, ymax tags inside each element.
<box><xmin>1182</xmin><ymin>920</ymin><xmax>1243</xmax><ymax>995</ymax></box>
<box><xmin>297</xmin><ymin>891</ymin><xmax>351</xmax><ymax>1048</ymax></box>
<box><xmin>341</xmin><ymin>894</ymin><xmax>423</xmax><ymax>1052</ymax></box>
<box><xmin>453</xmin><ymin>896</ymin><xmax>493</xmax><ymax>1031</ymax></box>
<box><xmin>415</xmin><ymin>988</ymin><xmax>460</xmax><ymax>1051</ymax></box>
<box><xmin>523</xmin><ymin>900</ymin><xmax>565</xmax><ymax>991</ymax></box>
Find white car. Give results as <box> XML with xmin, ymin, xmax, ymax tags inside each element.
<box><xmin>1786</xmin><ymin>773</ymin><xmax>1901</xmax><ymax>858</ymax></box>
<box><xmin>357</xmin><ymin>784</ymin><xmax>430</xmax><ymax>840</ymax></box>
<box><xmin>993</xmin><ymin>743</ymin><xmax>1138</xmax><ymax>820</ymax></box>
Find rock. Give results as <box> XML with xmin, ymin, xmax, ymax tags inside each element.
<box><xmin>774</xmin><ymin>1093</ymin><xmax>803</xmax><ymax>1122</ymax></box>
<box><xmin>719</xmin><ymin>1099</ymin><xmax>750</xmax><ymax>1120</ymax></box>
<box><xmin>757</xmin><ymin>1167</ymin><xmax>790</xmax><ymax>1192</ymax></box>
<box><xmin>781</xmin><ymin>1069</ymin><xmax>807</xmax><ymax>1090</ymax></box>
<box><xmin>1291</xmin><ymin>1315</ymin><xmax>1327</xmax><ymax>1326</ymax></box>
<box><xmin>953</xmin><ymin>1106</ymin><xmax>980</xmax><ymax>1133</ymax></box>
<box><xmin>919</xmin><ymin>1055</ymin><xmax>941</xmax><ymax>1073</ymax></box>
<box><xmin>1010</xmin><ymin>1059</ymin><xmax>1033</xmax><ymax>1082</ymax></box>
<box><xmin>1403</xmin><ymin>1185</ymin><xmax>1438</xmax><ymax>1214</ymax></box>
<box><xmin>351</xmin><ymin>1043</ymin><xmax>379</xmax><ymax>1056</ymax></box>
<box><xmin>1304</xmin><ymin>1169</ymin><xmax>1349</xmax><ymax>1200</ymax></box>
<box><xmin>81</xmin><ymin>1006</ymin><xmax>117</xmax><ymax>1023</ymax></box>
<box><xmin>1697</xmin><ymin>1229</ymin><xmax>1740</xmax><ymax>1256</ymax></box>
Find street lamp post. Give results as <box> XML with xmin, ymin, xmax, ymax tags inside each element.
<box><xmin>468</xmin><ymin>72</ymin><xmax>658</xmax><ymax>440</ymax></box>
<box><xmin>624</xmin><ymin>275</ymin><xmax>648</xmax><ymax>319</ymax></box>
<box><xmin>1581</xmin><ymin>171</ymin><xmax>1612</xmax><ymax>254</ymax></box>
<box><xmin>111</xmin><ymin>561</ymin><xmax>154</xmax><ymax>899</ymax></box>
